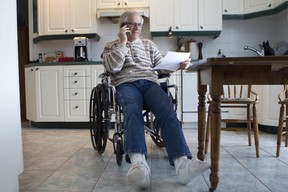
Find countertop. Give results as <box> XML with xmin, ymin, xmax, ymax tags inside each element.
<box><xmin>25</xmin><ymin>60</ymin><xmax>102</xmax><ymax>67</ymax></box>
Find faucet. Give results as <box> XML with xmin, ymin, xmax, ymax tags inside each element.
<box><xmin>244</xmin><ymin>45</ymin><xmax>264</xmax><ymax>56</ymax></box>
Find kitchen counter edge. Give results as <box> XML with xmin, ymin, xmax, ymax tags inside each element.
<box><xmin>25</xmin><ymin>61</ymin><xmax>102</xmax><ymax>68</ymax></box>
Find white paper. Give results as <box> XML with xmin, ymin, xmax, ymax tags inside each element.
<box><xmin>153</xmin><ymin>51</ymin><xmax>191</xmax><ymax>71</ymax></box>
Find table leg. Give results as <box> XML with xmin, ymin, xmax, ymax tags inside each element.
<box><xmin>253</xmin><ymin>105</ymin><xmax>260</xmax><ymax>157</ymax></box>
<box><xmin>209</xmin><ymin>95</ymin><xmax>221</xmax><ymax>192</ymax></box>
<box><xmin>197</xmin><ymin>84</ymin><xmax>207</xmax><ymax>161</ymax></box>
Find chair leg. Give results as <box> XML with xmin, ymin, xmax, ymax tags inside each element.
<box><xmin>277</xmin><ymin>104</ymin><xmax>285</xmax><ymax>157</ymax></box>
<box><xmin>205</xmin><ymin>105</ymin><xmax>211</xmax><ymax>155</ymax></box>
<box><xmin>252</xmin><ymin>104</ymin><xmax>259</xmax><ymax>158</ymax></box>
<box><xmin>247</xmin><ymin>104</ymin><xmax>252</xmax><ymax>146</ymax></box>
<box><xmin>285</xmin><ymin>105</ymin><xmax>288</xmax><ymax>148</ymax></box>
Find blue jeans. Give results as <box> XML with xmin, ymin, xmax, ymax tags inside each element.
<box><xmin>116</xmin><ymin>80</ymin><xmax>192</xmax><ymax>164</ymax></box>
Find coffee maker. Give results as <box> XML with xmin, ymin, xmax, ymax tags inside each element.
<box><xmin>74</xmin><ymin>37</ymin><xmax>88</xmax><ymax>61</ymax></box>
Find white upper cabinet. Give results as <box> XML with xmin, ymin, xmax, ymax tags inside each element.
<box><xmin>244</xmin><ymin>0</ymin><xmax>274</xmax><ymax>14</ymax></box>
<box><xmin>274</xmin><ymin>0</ymin><xmax>287</xmax><ymax>7</ymax></box>
<box><xmin>223</xmin><ymin>0</ymin><xmax>244</xmax><ymax>15</ymax></box>
<box><xmin>96</xmin><ymin>0</ymin><xmax>149</xmax><ymax>9</ymax></box>
<box><xmin>198</xmin><ymin>0</ymin><xmax>222</xmax><ymax>31</ymax></box>
<box><xmin>41</xmin><ymin>0</ymin><xmax>96</xmax><ymax>35</ymax></box>
<box><xmin>150</xmin><ymin>0</ymin><xmax>222</xmax><ymax>32</ymax></box>
<box><xmin>150</xmin><ymin>0</ymin><xmax>198</xmax><ymax>32</ymax></box>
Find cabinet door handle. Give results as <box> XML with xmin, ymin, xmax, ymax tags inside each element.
<box><xmin>74</xmin><ymin>72</ymin><xmax>78</xmax><ymax>76</ymax></box>
<box><xmin>224</xmin><ymin>9</ymin><xmax>228</xmax><ymax>13</ymax></box>
<box><xmin>124</xmin><ymin>2</ymin><xmax>127</xmax><ymax>6</ymax></box>
<box><xmin>71</xmin><ymin>29</ymin><xmax>74</xmax><ymax>32</ymax></box>
<box><xmin>268</xmin><ymin>3</ymin><xmax>272</xmax><ymax>7</ymax></box>
<box><xmin>65</xmin><ymin>29</ymin><xmax>68</xmax><ymax>32</ymax></box>
<box><xmin>200</xmin><ymin>26</ymin><xmax>204</xmax><ymax>29</ymax></box>
<box><xmin>74</xmin><ymin>80</ymin><xmax>78</xmax><ymax>84</ymax></box>
<box><xmin>36</xmin><ymin>68</ymin><xmax>39</xmax><ymax>71</ymax></box>
<box><xmin>74</xmin><ymin>106</ymin><xmax>79</xmax><ymax>109</ymax></box>
<box><xmin>30</xmin><ymin>69</ymin><xmax>33</xmax><ymax>71</ymax></box>
<box><xmin>74</xmin><ymin>92</ymin><xmax>78</xmax><ymax>96</ymax></box>
<box><xmin>118</xmin><ymin>2</ymin><xmax>120</xmax><ymax>6</ymax></box>
<box><xmin>176</xmin><ymin>26</ymin><xmax>179</xmax><ymax>29</ymax></box>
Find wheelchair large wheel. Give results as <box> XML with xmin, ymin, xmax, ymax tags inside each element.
<box><xmin>89</xmin><ymin>85</ymin><xmax>109</xmax><ymax>154</ymax></box>
<box><xmin>150</xmin><ymin>119</ymin><xmax>165</xmax><ymax>148</ymax></box>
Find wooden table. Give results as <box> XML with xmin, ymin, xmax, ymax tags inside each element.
<box><xmin>187</xmin><ymin>56</ymin><xmax>288</xmax><ymax>192</ymax></box>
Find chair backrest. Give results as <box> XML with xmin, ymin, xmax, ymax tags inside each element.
<box><xmin>221</xmin><ymin>85</ymin><xmax>257</xmax><ymax>100</ymax></box>
<box><xmin>278</xmin><ymin>84</ymin><xmax>288</xmax><ymax>101</ymax></box>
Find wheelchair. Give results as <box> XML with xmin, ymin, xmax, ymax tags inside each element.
<box><xmin>89</xmin><ymin>72</ymin><xmax>178</xmax><ymax>165</ymax></box>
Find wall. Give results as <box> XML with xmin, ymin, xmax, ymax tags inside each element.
<box><xmin>0</xmin><ymin>1</ymin><xmax>24</xmax><ymax>192</ymax></box>
<box><xmin>31</xmin><ymin>10</ymin><xmax>288</xmax><ymax>62</ymax></box>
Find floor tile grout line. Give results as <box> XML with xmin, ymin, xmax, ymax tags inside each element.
<box><xmin>32</xmin><ymin>138</ymin><xmax>90</xmax><ymax>192</ymax></box>
<box><xmin>221</xmin><ymin>145</ymin><xmax>273</xmax><ymax>192</ymax></box>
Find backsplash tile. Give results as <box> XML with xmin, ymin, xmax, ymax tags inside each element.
<box><xmin>32</xmin><ymin>11</ymin><xmax>288</xmax><ymax>62</ymax></box>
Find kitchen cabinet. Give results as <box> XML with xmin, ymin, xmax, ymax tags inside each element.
<box><xmin>274</xmin><ymin>0</ymin><xmax>287</xmax><ymax>7</ymax></box>
<box><xmin>150</xmin><ymin>0</ymin><xmax>198</xmax><ymax>32</ymax></box>
<box><xmin>63</xmin><ymin>65</ymin><xmax>92</xmax><ymax>121</ymax></box>
<box><xmin>260</xmin><ymin>85</ymin><xmax>283</xmax><ymax>126</ymax></box>
<box><xmin>244</xmin><ymin>0</ymin><xmax>274</xmax><ymax>14</ymax></box>
<box><xmin>91</xmin><ymin>65</ymin><xmax>105</xmax><ymax>88</ymax></box>
<box><xmin>223</xmin><ymin>0</ymin><xmax>244</xmax><ymax>15</ymax></box>
<box><xmin>181</xmin><ymin>71</ymin><xmax>198</xmax><ymax>124</ymax></box>
<box><xmin>96</xmin><ymin>0</ymin><xmax>149</xmax><ymax>9</ymax></box>
<box><xmin>41</xmin><ymin>0</ymin><xmax>96</xmax><ymax>35</ymax></box>
<box><xmin>198</xmin><ymin>0</ymin><xmax>222</xmax><ymax>31</ymax></box>
<box><xmin>25</xmin><ymin>67</ymin><xmax>36</xmax><ymax>121</ymax></box>
<box><xmin>150</xmin><ymin>0</ymin><xmax>222</xmax><ymax>32</ymax></box>
<box><xmin>25</xmin><ymin>66</ymin><xmax>64</xmax><ymax>122</ymax></box>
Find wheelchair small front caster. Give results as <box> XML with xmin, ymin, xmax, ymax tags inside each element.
<box><xmin>113</xmin><ymin>133</ymin><xmax>124</xmax><ymax>166</ymax></box>
<box><xmin>116</xmin><ymin>139</ymin><xmax>123</xmax><ymax>166</ymax></box>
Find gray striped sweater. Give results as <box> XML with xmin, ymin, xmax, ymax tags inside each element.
<box><xmin>102</xmin><ymin>38</ymin><xmax>164</xmax><ymax>86</ymax></box>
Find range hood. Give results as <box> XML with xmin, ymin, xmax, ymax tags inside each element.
<box><xmin>96</xmin><ymin>8</ymin><xmax>149</xmax><ymax>23</ymax></box>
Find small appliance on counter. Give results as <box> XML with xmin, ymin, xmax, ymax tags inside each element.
<box><xmin>74</xmin><ymin>37</ymin><xmax>89</xmax><ymax>61</ymax></box>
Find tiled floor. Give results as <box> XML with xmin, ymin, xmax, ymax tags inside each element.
<box><xmin>19</xmin><ymin>122</ymin><xmax>288</xmax><ymax>192</ymax></box>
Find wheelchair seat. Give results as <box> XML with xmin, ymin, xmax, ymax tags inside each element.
<box><xmin>89</xmin><ymin>72</ymin><xmax>178</xmax><ymax>165</ymax></box>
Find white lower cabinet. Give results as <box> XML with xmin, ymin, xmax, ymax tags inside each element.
<box><xmin>259</xmin><ymin>85</ymin><xmax>283</xmax><ymax>126</ymax></box>
<box><xmin>181</xmin><ymin>71</ymin><xmax>198</xmax><ymax>124</ymax></box>
<box><xmin>25</xmin><ymin>64</ymin><xmax>104</xmax><ymax>123</ymax></box>
<box><xmin>63</xmin><ymin>65</ymin><xmax>91</xmax><ymax>121</ymax></box>
<box><xmin>91</xmin><ymin>65</ymin><xmax>105</xmax><ymax>88</ymax></box>
<box><xmin>25</xmin><ymin>66</ymin><xmax>64</xmax><ymax>122</ymax></box>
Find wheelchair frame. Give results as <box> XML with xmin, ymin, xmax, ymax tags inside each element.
<box><xmin>89</xmin><ymin>72</ymin><xmax>178</xmax><ymax>165</ymax></box>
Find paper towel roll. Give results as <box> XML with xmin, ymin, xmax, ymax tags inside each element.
<box><xmin>189</xmin><ymin>42</ymin><xmax>198</xmax><ymax>60</ymax></box>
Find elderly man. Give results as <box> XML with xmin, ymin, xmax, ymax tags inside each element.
<box><xmin>101</xmin><ymin>11</ymin><xmax>210</xmax><ymax>188</ymax></box>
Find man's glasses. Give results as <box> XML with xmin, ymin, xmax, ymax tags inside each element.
<box><xmin>125</xmin><ymin>22</ymin><xmax>143</xmax><ymax>28</ymax></box>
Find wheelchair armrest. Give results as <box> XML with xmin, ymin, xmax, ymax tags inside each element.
<box><xmin>98</xmin><ymin>72</ymin><xmax>110</xmax><ymax>79</ymax></box>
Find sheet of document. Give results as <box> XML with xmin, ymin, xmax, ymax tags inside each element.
<box><xmin>153</xmin><ymin>51</ymin><xmax>191</xmax><ymax>71</ymax></box>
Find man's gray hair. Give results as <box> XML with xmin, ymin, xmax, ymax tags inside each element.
<box><xmin>118</xmin><ymin>11</ymin><xmax>144</xmax><ymax>28</ymax></box>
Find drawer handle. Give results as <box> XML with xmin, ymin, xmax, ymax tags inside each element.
<box><xmin>74</xmin><ymin>72</ymin><xmax>78</xmax><ymax>76</ymax></box>
<box><xmin>74</xmin><ymin>80</ymin><xmax>78</xmax><ymax>84</ymax></box>
<box><xmin>74</xmin><ymin>106</ymin><xmax>79</xmax><ymax>109</ymax></box>
<box><xmin>74</xmin><ymin>92</ymin><xmax>78</xmax><ymax>96</ymax></box>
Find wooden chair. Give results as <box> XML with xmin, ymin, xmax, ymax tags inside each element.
<box><xmin>276</xmin><ymin>84</ymin><xmax>288</xmax><ymax>157</ymax></box>
<box><xmin>205</xmin><ymin>85</ymin><xmax>260</xmax><ymax>157</ymax></box>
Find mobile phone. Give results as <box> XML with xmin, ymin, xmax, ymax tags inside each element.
<box><xmin>120</xmin><ymin>23</ymin><xmax>126</xmax><ymax>28</ymax></box>
<box><xmin>120</xmin><ymin>23</ymin><xmax>130</xmax><ymax>35</ymax></box>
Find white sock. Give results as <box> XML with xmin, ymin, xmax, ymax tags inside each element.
<box><xmin>129</xmin><ymin>153</ymin><xmax>146</xmax><ymax>165</ymax></box>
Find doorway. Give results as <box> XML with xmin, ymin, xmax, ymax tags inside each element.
<box><xmin>17</xmin><ymin>0</ymin><xmax>29</xmax><ymax>121</ymax></box>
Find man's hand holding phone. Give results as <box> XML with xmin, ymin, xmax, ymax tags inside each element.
<box><xmin>118</xmin><ymin>23</ymin><xmax>131</xmax><ymax>45</ymax></box>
